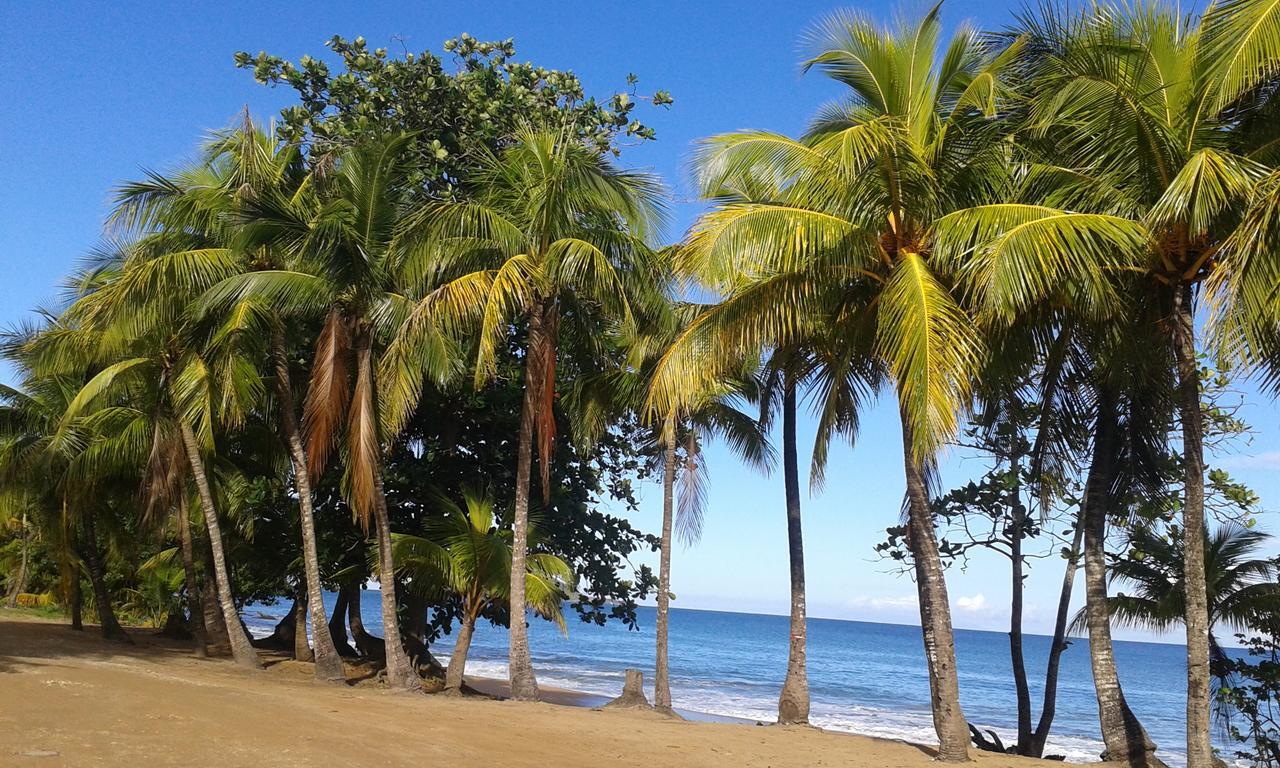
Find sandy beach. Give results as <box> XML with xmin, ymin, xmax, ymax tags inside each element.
<box><xmin>0</xmin><ymin>613</ymin><xmax>1076</xmax><ymax>768</ymax></box>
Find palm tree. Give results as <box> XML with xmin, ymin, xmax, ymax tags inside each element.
<box><xmin>399</xmin><ymin>125</ymin><xmax>667</xmax><ymax>700</ymax></box>
<box><xmin>34</xmin><ymin>230</ymin><xmax>265</xmax><ymax>668</ymax></box>
<box><xmin>1082</xmin><ymin>524</ymin><xmax>1280</xmax><ymax>680</ymax></box>
<box><xmin>391</xmin><ymin>486</ymin><xmax>573</xmax><ymax>693</ymax></box>
<box><xmin>0</xmin><ymin>370</ymin><xmax>131</xmax><ymax>642</ymax></box>
<box><xmin>935</xmin><ymin>5</ymin><xmax>1280</xmax><ymax>761</ymax></box>
<box><xmin>644</xmin><ymin>8</ymin><xmax>1018</xmax><ymax>757</ymax></box>
<box><xmin>128</xmin><ymin>122</ymin><xmax>350</xmax><ymax>681</ymax></box>
<box><xmin>577</xmin><ymin>301</ymin><xmax>776</xmax><ymax>714</ymax></box>
<box><xmin>204</xmin><ymin>132</ymin><xmax>476</xmax><ymax>690</ymax></box>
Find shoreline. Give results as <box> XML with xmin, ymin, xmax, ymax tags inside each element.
<box><xmin>461</xmin><ymin>674</ymin><xmax>755</xmax><ymax>725</ymax></box>
<box><xmin>0</xmin><ymin>612</ymin><xmax>1051</xmax><ymax>767</ymax></box>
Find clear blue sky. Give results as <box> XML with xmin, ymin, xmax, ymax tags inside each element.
<box><xmin>3</xmin><ymin>0</ymin><xmax>1278</xmax><ymax>642</ymax></box>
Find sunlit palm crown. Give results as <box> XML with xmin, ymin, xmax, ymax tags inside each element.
<box><xmin>649</xmin><ymin>5</ymin><xmax>1026</xmax><ymax>458</ymax></box>
<box><xmin>398</xmin><ymin>126</ymin><xmax>669</xmax><ymax>486</ymax></box>
<box><xmin>933</xmin><ymin>0</ymin><xmax>1280</xmax><ymax>377</ymax></box>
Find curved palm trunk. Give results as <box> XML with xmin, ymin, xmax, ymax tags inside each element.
<box><xmin>346</xmin><ymin>582</ymin><xmax>377</xmax><ymax>658</ymax></box>
<box><xmin>354</xmin><ymin>334</ymin><xmax>419</xmax><ymax>692</ymax></box>
<box><xmin>175</xmin><ymin>495</ymin><xmax>208</xmax><ymax>658</ymax></box>
<box><xmin>445</xmin><ymin>609</ymin><xmax>479</xmax><ymax>693</ymax></box>
<box><xmin>179</xmin><ymin>421</ymin><xmax>261</xmax><ymax>669</ymax></box>
<box><xmin>80</xmin><ymin>506</ymin><xmax>130</xmax><ymax>643</ymax></box>
<box><xmin>777</xmin><ymin>380</ymin><xmax>810</xmax><ymax>724</ymax></box>
<box><xmin>272</xmin><ymin>326</ymin><xmax>345</xmax><ymax>682</ymax></box>
<box><xmin>654</xmin><ymin>416</ymin><xmax>676</xmax><ymax>711</ymax></box>
<box><xmin>898</xmin><ymin>405</ymin><xmax>969</xmax><ymax>762</ymax></box>
<box><xmin>329</xmin><ymin>584</ymin><xmax>357</xmax><ymax>657</ymax></box>
<box><xmin>507</xmin><ymin>302</ymin><xmax>549</xmax><ymax>701</ymax></box>
<box><xmin>371</xmin><ymin>492</ymin><xmax>417</xmax><ymax>689</ymax></box>
<box><xmin>1027</xmin><ymin>520</ymin><xmax>1085</xmax><ymax>756</ymax></box>
<box><xmin>1172</xmin><ymin>286</ymin><xmax>1212</xmax><ymax>768</ymax></box>
<box><xmin>1082</xmin><ymin>393</ymin><xmax>1162</xmax><ymax>767</ymax></box>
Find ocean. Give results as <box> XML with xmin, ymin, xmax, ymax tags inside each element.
<box><xmin>244</xmin><ymin>592</ymin><xmax>1219</xmax><ymax>767</ymax></box>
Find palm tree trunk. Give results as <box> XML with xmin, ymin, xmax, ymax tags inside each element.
<box><xmin>507</xmin><ymin>302</ymin><xmax>548</xmax><ymax>701</ymax></box>
<box><xmin>346</xmin><ymin>581</ymin><xmax>375</xmax><ymax>657</ymax></box>
<box><xmin>4</xmin><ymin>510</ymin><xmax>29</xmax><ymax>607</ymax></box>
<box><xmin>329</xmin><ymin>584</ymin><xmax>356</xmax><ymax>657</ymax></box>
<box><xmin>1173</xmin><ymin>286</ymin><xmax>1212</xmax><ymax>768</ymax></box>
<box><xmin>1082</xmin><ymin>392</ymin><xmax>1162</xmax><ymax>767</ymax></box>
<box><xmin>898</xmin><ymin>404</ymin><xmax>969</xmax><ymax>762</ymax></box>
<box><xmin>1010</xmin><ymin>497</ymin><xmax>1032</xmax><ymax>753</ymax></box>
<box><xmin>178</xmin><ymin>421</ymin><xmax>261</xmax><ymax>669</ymax></box>
<box><xmin>654</xmin><ymin>415</ymin><xmax>676</xmax><ymax>711</ymax></box>
<box><xmin>293</xmin><ymin>586</ymin><xmax>314</xmax><ymax>662</ymax></box>
<box><xmin>272</xmin><ymin>325</ymin><xmax>344</xmax><ymax>682</ymax></box>
<box><xmin>353</xmin><ymin>331</ymin><xmax>418</xmax><ymax>691</ymax></box>
<box><xmin>445</xmin><ymin>612</ymin><xmax>478</xmax><ymax>692</ymax></box>
<box><xmin>778</xmin><ymin>378</ymin><xmax>810</xmax><ymax>725</ymax></box>
<box><xmin>175</xmin><ymin>495</ymin><xmax>207</xmax><ymax>658</ymax></box>
<box><xmin>1028</xmin><ymin>519</ymin><xmax>1084</xmax><ymax>756</ymax></box>
<box><xmin>80</xmin><ymin>507</ymin><xmax>130</xmax><ymax>643</ymax></box>
<box><xmin>68</xmin><ymin>561</ymin><xmax>83</xmax><ymax>631</ymax></box>
<box><xmin>371</xmin><ymin>488</ymin><xmax>417</xmax><ymax>689</ymax></box>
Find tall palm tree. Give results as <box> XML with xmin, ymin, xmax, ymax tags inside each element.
<box><xmin>129</xmin><ymin>122</ymin><xmax>349</xmax><ymax>682</ymax></box>
<box><xmin>645</xmin><ymin>8</ymin><xmax>1018</xmax><ymax>758</ymax></box>
<box><xmin>204</xmin><ymin>132</ymin><xmax>474</xmax><ymax>690</ymax></box>
<box><xmin>44</xmin><ymin>243</ymin><xmax>264</xmax><ymax>668</ymax></box>
<box><xmin>936</xmin><ymin>5</ymin><xmax>1280</xmax><ymax>761</ymax></box>
<box><xmin>580</xmin><ymin>301</ymin><xmax>776</xmax><ymax>715</ymax></box>
<box><xmin>399</xmin><ymin>125</ymin><xmax>667</xmax><ymax>700</ymax></box>
<box><xmin>390</xmin><ymin>486</ymin><xmax>574</xmax><ymax>693</ymax></box>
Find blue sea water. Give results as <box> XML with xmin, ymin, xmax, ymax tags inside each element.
<box><xmin>244</xmin><ymin>591</ymin><xmax>1220</xmax><ymax>766</ymax></box>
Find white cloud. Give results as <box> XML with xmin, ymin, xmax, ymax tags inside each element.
<box><xmin>847</xmin><ymin>594</ymin><xmax>918</xmax><ymax>610</ymax></box>
<box><xmin>956</xmin><ymin>594</ymin><xmax>987</xmax><ymax>612</ymax></box>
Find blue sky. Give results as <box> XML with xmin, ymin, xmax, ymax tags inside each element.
<box><xmin>3</xmin><ymin>0</ymin><xmax>1278</xmax><ymax>642</ymax></box>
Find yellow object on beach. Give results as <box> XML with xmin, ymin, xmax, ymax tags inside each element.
<box><xmin>14</xmin><ymin>593</ymin><xmax>54</xmax><ymax>608</ymax></box>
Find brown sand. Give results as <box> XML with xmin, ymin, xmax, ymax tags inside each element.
<box><xmin>0</xmin><ymin>614</ymin><xmax>1067</xmax><ymax>767</ymax></box>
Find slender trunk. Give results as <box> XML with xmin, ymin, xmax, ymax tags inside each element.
<box><xmin>445</xmin><ymin>610</ymin><xmax>478</xmax><ymax>692</ymax></box>
<box><xmin>272</xmin><ymin>326</ymin><xmax>344</xmax><ymax>682</ymax></box>
<box><xmin>201</xmin><ymin>540</ymin><xmax>232</xmax><ymax>654</ymax></box>
<box><xmin>1028</xmin><ymin>519</ymin><xmax>1085</xmax><ymax>756</ymax></box>
<box><xmin>293</xmin><ymin>587</ymin><xmax>314</xmax><ymax>662</ymax></box>
<box><xmin>4</xmin><ymin>511</ymin><xmax>29</xmax><ymax>607</ymax></box>
<box><xmin>69</xmin><ymin>562</ymin><xmax>83</xmax><ymax>631</ymax></box>
<box><xmin>778</xmin><ymin>379</ymin><xmax>810</xmax><ymax>725</ymax></box>
<box><xmin>1173</xmin><ymin>286</ymin><xmax>1212</xmax><ymax>768</ymax></box>
<box><xmin>80</xmin><ymin>507</ymin><xmax>130</xmax><ymax>643</ymax></box>
<box><xmin>175</xmin><ymin>495</ymin><xmax>207</xmax><ymax>658</ymax></box>
<box><xmin>353</xmin><ymin>331</ymin><xmax>418</xmax><ymax>691</ymax></box>
<box><xmin>654</xmin><ymin>414</ymin><xmax>676</xmax><ymax>711</ymax></box>
<box><xmin>347</xmin><ymin>582</ymin><xmax>376</xmax><ymax>658</ymax></box>
<box><xmin>329</xmin><ymin>584</ymin><xmax>356</xmax><ymax>657</ymax></box>
<box><xmin>372</xmin><ymin>492</ymin><xmax>416</xmax><ymax>689</ymax></box>
<box><xmin>179</xmin><ymin>421</ymin><xmax>261</xmax><ymax>669</ymax></box>
<box><xmin>507</xmin><ymin>301</ymin><xmax>547</xmax><ymax>701</ymax></box>
<box><xmin>1010</xmin><ymin>468</ymin><xmax>1032</xmax><ymax>753</ymax></box>
<box><xmin>1082</xmin><ymin>392</ymin><xmax>1161</xmax><ymax>767</ymax></box>
<box><xmin>899</xmin><ymin>405</ymin><xmax>969</xmax><ymax>762</ymax></box>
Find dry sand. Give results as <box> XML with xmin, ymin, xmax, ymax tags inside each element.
<box><xmin>0</xmin><ymin>613</ymin><xmax>1072</xmax><ymax>767</ymax></box>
